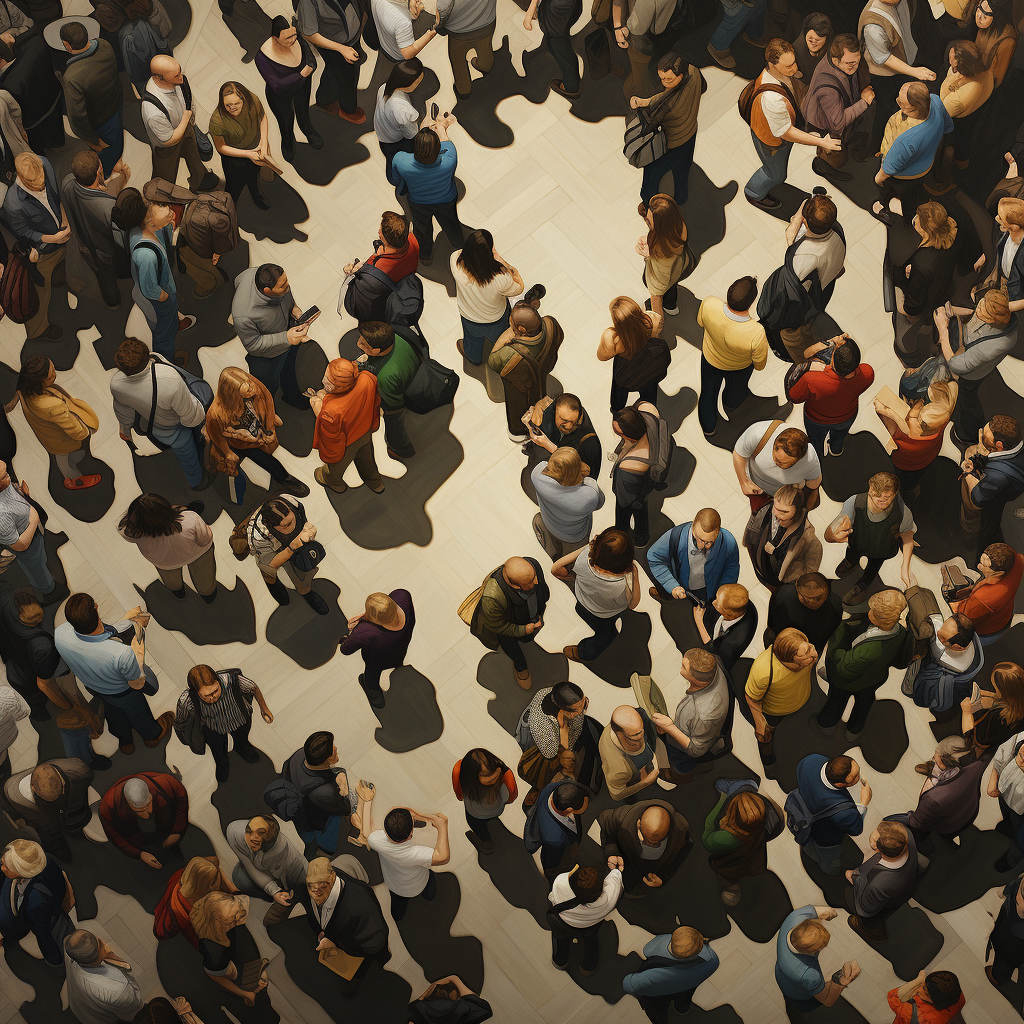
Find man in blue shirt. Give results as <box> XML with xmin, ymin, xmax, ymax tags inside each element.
<box><xmin>793</xmin><ymin>753</ymin><xmax>870</xmax><ymax>874</ymax></box>
<box><xmin>54</xmin><ymin>594</ymin><xmax>172</xmax><ymax>755</ymax></box>
<box><xmin>872</xmin><ymin>82</ymin><xmax>951</xmax><ymax>228</ymax></box>
<box><xmin>622</xmin><ymin>925</ymin><xmax>720</xmax><ymax>1023</ymax></box>
<box><xmin>646</xmin><ymin>508</ymin><xmax>739</xmax><ymax>635</ymax></box>
<box><xmin>775</xmin><ymin>904</ymin><xmax>859</xmax><ymax>1011</ymax></box>
<box><xmin>392</xmin><ymin>118</ymin><xmax>464</xmax><ymax>265</ymax></box>
<box><xmin>531</xmin><ymin>779</ymin><xmax>588</xmax><ymax>882</ymax></box>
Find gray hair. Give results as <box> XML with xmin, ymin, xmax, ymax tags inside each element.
<box><xmin>123</xmin><ymin>778</ymin><xmax>150</xmax><ymax>809</ymax></box>
<box><xmin>65</xmin><ymin>929</ymin><xmax>101</xmax><ymax>965</ymax></box>
<box><xmin>935</xmin><ymin>735</ymin><xmax>969</xmax><ymax>768</ymax></box>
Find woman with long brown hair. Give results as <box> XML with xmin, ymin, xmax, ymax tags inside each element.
<box><xmin>452</xmin><ymin>747</ymin><xmax>518</xmax><ymax>854</ymax></box>
<box><xmin>209</xmin><ymin>81</ymin><xmax>276</xmax><ymax>211</ymax></box>
<box><xmin>940</xmin><ymin>39</ymin><xmax>994</xmax><ymax>165</ymax></box>
<box><xmin>702</xmin><ymin>787</ymin><xmax>783</xmax><ymax>905</ymax></box>
<box><xmin>204</xmin><ymin>367</ymin><xmax>307</xmax><ymax>504</ymax></box>
<box><xmin>635</xmin><ymin>193</ymin><xmax>691</xmax><ymax>318</ymax></box>
<box><xmin>967</xmin><ymin>0</ymin><xmax>1018</xmax><ymax>88</ymax></box>
<box><xmin>597</xmin><ymin>296</ymin><xmax>670</xmax><ymax>412</ymax></box>
<box><xmin>963</xmin><ymin>661</ymin><xmax>1024</xmax><ymax>758</ymax></box>
<box><xmin>154</xmin><ymin>856</ymin><xmax>236</xmax><ymax>947</ymax></box>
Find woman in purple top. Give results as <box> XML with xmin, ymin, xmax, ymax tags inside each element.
<box><xmin>339</xmin><ymin>590</ymin><xmax>415</xmax><ymax>709</ymax></box>
<box><xmin>255</xmin><ymin>16</ymin><xmax>322</xmax><ymax>163</ymax></box>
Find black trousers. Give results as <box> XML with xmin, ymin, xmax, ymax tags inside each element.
<box><xmin>221</xmin><ymin>153</ymin><xmax>262</xmax><ymax>205</ymax></box>
<box><xmin>615</xmin><ymin>498</ymin><xmax>649</xmax><ymax>541</ymax></box>
<box><xmin>610</xmin><ymin>378</ymin><xmax>659</xmax><ymax>416</ymax></box>
<box><xmin>465</xmin><ymin>810</ymin><xmax>498</xmax><ymax>841</ymax></box>
<box><xmin>390</xmin><ymin>869</ymin><xmax>436</xmax><ymax>921</ymax></box>
<box><xmin>637</xmin><ymin>988</ymin><xmax>695</xmax><ymax>1024</ymax></box>
<box><xmin>203</xmin><ymin>719</ymin><xmax>254</xmax><ymax>779</ymax></box>
<box><xmin>229</xmin><ymin>444</ymin><xmax>290</xmax><ymax>483</ymax></box>
<box><xmin>498</xmin><ymin>633</ymin><xmax>534</xmax><ymax>672</ymax></box>
<box><xmin>264</xmin><ymin>81</ymin><xmax>314</xmax><ymax>153</ymax></box>
<box><xmin>816</xmin><ymin>681</ymin><xmax>882</xmax><ymax>734</ymax></box>
<box><xmin>869</xmin><ymin>73</ymin><xmax>904</xmax><ymax>151</ymax></box>
<box><xmin>408</xmin><ymin>198</ymin><xmax>464</xmax><ymax>260</ymax></box>
<box><xmin>316</xmin><ymin>45</ymin><xmax>361</xmax><ymax>113</ymax></box>
<box><xmin>844</xmin><ymin>548</ymin><xmax>886</xmax><ymax>588</ymax></box>
<box><xmin>551</xmin><ymin>922</ymin><xmax>601</xmax><ymax>970</ymax></box>
<box><xmin>546</xmin><ymin>31</ymin><xmax>580</xmax><ymax>91</ymax></box>
<box><xmin>953</xmin><ymin>374</ymin><xmax>985</xmax><ymax>442</ymax></box>
<box><xmin>80</xmin><ymin>247</ymin><xmax>121</xmax><ymax>308</ymax></box>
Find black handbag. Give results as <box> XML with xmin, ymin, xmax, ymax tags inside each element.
<box><xmin>291</xmin><ymin>539</ymin><xmax>326</xmax><ymax>574</ymax></box>
<box><xmin>402</xmin><ymin>329</ymin><xmax>460</xmax><ymax>415</ymax></box>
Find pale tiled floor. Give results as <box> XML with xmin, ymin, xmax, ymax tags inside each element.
<box><xmin>0</xmin><ymin>1</ymin><xmax>1021</xmax><ymax>1021</ymax></box>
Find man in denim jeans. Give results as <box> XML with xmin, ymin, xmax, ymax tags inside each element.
<box><xmin>110</xmin><ymin>337</ymin><xmax>210</xmax><ymax>490</ymax></box>
<box><xmin>707</xmin><ymin>0</ymin><xmax>769</xmax><ymax>69</ymax></box>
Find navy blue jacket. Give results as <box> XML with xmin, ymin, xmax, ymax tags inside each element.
<box><xmin>1</xmin><ymin>156</ymin><xmax>62</xmax><ymax>253</ymax></box>
<box><xmin>534</xmin><ymin>779</ymin><xmax>580</xmax><ymax>873</ymax></box>
<box><xmin>972</xmin><ymin>443</ymin><xmax>1024</xmax><ymax>509</ymax></box>
<box><xmin>795</xmin><ymin>754</ymin><xmax>864</xmax><ymax>848</ymax></box>
<box><xmin>0</xmin><ymin>855</ymin><xmax>73</xmax><ymax>965</ymax></box>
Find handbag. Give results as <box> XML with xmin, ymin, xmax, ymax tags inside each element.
<box><xmin>238</xmin><ymin>956</ymin><xmax>270</xmax><ymax>993</ymax></box>
<box><xmin>401</xmin><ymin>328</ymin><xmax>460</xmax><ymax>415</ymax></box>
<box><xmin>458</xmin><ymin>581</ymin><xmax>485</xmax><ymax>626</ymax></box>
<box><xmin>193</xmin><ymin>122</ymin><xmax>214</xmax><ymax>161</ymax></box>
<box><xmin>623</xmin><ymin>109</ymin><xmax>667</xmax><ymax>168</ymax></box>
<box><xmin>291</xmin><ymin>539</ymin><xmax>326</xmax><ymax>574</ymax></box>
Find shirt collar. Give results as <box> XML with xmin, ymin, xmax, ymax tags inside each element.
<box><xmin>722</xmin><ymin>304</ymin><xmax>749</xmax><ymax>322</ymax></box>
<box><xmin>820</xmin><ymin>764</ymin><xmax>839</xmax><ymax>790</ymax></box>
<box><xmin>990</xmin><ymin>440</ymin><xmax>1024</xmax><ymax>459</ymax></box>
<box><xmin>76</xmin><ymin>627</ymin><xmax>115</xmax><ymax>643</ymax></box>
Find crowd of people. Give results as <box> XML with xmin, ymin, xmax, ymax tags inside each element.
<box><xmin>0</xmin><ymin>0</ymin><xmax>1023</xmax><ymax>1022</ymax></box>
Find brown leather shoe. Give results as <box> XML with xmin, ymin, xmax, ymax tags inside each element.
<box><xmin>514</xmin><ymin>667</ymin><xmax>532</xmax><ymax>690</ymax></box>
<box><xmin>119</xmin><ymin>742</ymin><xmax>135</xmax><ymax>755</ymax></box>
<box><xmin>145</xmin><ymin>711</ymin><xmax>175</xmax><ymax>748</ymax></box>
<box><xmin>337</xmin><ymin>107</ymin><xmax>366</xmax><ymax>124</ymax></box>
<box><xmin>648</xmin><ymin>586</ymin><xmax>666</xmax><ymax>601</ymax></box>
<box><xmin>915</xmin><ymin>761</ymin><xmax>934</xmax><ymax>776</ymax></box>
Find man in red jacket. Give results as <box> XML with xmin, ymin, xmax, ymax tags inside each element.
<box><xmin>99</xmin><ymin>772</ymin><xmax>189</xmax><ymax>869</ymax></box>
<box><xmin>788</xmin><ymin>334</ymin><xmax>874</xmax><ymax>461</ymax></box>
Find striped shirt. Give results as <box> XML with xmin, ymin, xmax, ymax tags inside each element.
<box><xmin>175</xmin><ymin>675</ymin><xmax>255</xmax><ymax>735</ymax></box>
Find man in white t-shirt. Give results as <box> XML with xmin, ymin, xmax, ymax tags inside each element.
<box><xmin>733</xmin><ymin>421</ymin><xmax>822</xmax><ymax>514</ymax></box>
<box><xmin>367</xmin><ymin>806</ymin><xmax>449</xmax><ymax>920</ymax></box>
<box><xmin>744</xmin><ymin>39</ymin><xmax>840</xmax><ymax>213</ymax></box>
<box><xmin>371</xmin><ymin>0</ymin><xmax>437</xmax><ymax>63</ymax></box>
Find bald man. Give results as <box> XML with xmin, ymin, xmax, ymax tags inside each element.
<box><xmin>141</xmin><ymin>55</ymin><xmax>217</xmax><ymax>191</ymax></box>
<box><xmin>599</xmin><ymin>798</ymin><xmax>689</xmax><ymax>892</ymax></box>
<box><xmin>599</xmin><ymin>706</ymin><xmax>660</xmax><ymax>801</ymax></box>
<box><xmin>469</xmin><ymin>555</ymin><xmax>550</xmax><ymax>689</ymax></box>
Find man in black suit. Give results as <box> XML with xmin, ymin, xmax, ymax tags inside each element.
<box><xmin>305</xmin><ymin>856</ymin><xmax>390</xmax><ymax>995</ymax></box>
<box><xmin>0</xmin><ymin>757</ymin><xmax>93</xmax><ymax>862</ymax></box>
<box><xmin>0</xmin><ymin>35</ymin><xmax>63</xmax><ymax>151</ymax></box>
<box><xmin>0</xmin><ymin>839</ymin><xmax>74</xmax><ymax>967</ymax></box>
<box><xmin>844</xmin><ymin>820</ymin><xmax>921</xmax><ymax>942</ymax></box>
<box><xmin>599</xmin><ymin>799</ymin><xmax>689</xmax><ymax>892</ymax></box>
<box><xmin>695</xmin><ymin>583</ymin><xmax>757</xmax><ymax>673</ymax></box>
<box><xmin>764</xmin><ymin>571</ymin><xmax>842</xmax><ymax>655</ymax></box>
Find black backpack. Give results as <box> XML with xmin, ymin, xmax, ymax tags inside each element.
<box><xmin>350</xmin><ymin>263</ymin><xmax>424</xmax><ymax>327</ymax></box>
<box><xmin>783</xmin><ymin>790</ymin><xmax>848</xmax><ymax>846</ymax></box>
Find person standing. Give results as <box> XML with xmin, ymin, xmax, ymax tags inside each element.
<box><xmin>960</xmin><ymin>415</ymin><xmax>1024</xmax><ymax>556</ymax></box>
<box><xmin>775</xmin><ymin>905</ymin><xmax>860</xmax><ymax>1010</ymax></box>
<box><xmin>733</xmin><ymin>421</ymin><xmax>822</xmax><ymax>514</ymax></box>
<box><xmin>174</xmin><ymin>665</ymin><xmax>272</xmax><ymax>782</ymax></box>
<box><xmin>0</xmin><ymin>461</ymin><xmax>56</xmax><ymax>599</ymax></box>
<box><xmin>142</xmin><ymin>56</ymin><xmax>218</xmax><ymax>191</ymax></box>
<box><xmin>531</xmin><ymin>448</ymin><xmax>605</xmax><ymax>560</ymax></box>
<box><xmin>844</xmin><ymin>820</ymin><xmax>920</xmax><ymax>942</ymax></box>
<box><xmin>888</xmin><ymin>971</ymin><xmax>965</xmax><ymax>1024</ymax></box>
<box><xmin>298</xmin><ymin>0</ymin><xmax>366</xmax><ymax>124</ymax></box>
<box><xmin>522</xmin><ymin>0</ymin><xmax>583</xmax><ymax>99</ymax></box>
<box><xmin>978</xmin><ymin>197</ymin><xmax>1024</xmax><ymax>311</ymax></box>
<box><xmin>309</xmin><ymin>358</ymin><xmax>384</xmax><ymax>495</ymax></box>
<box><xmin>0</xmin><ymin>839</ymin><xmax>73</xmax><ymax>968</ymax></box>
<box><xmin>599</xmin><ymin>706</ymin><xmax>660</xmax><ymax>802</ymax></box>
<box><xmin>1</xmin><ymin>154</ymin><xmax>68</xmax><ymax>343</ymax></box>
<box><xmin>280</xmin><ymin>732</ymin><xmax>356</xmax><ymax>858</ymax></box>
<box><xmin>0</xmin><ymin>685</ymin><xmax>28</xmax><ymax>780</ymax></box>
<box><xmin>64</xmin><ymin>930</ymin><xmax>145</xmax><ymax>1023</ymax></box>
<box><xmin>208</xmin><ymin>82</ymin><xmax>274</xmax><ymax>211</ymax></box>
<box><xmin>373</xmin><ymin>58</ymin><xmax>425</xmax><ymax>186</ymax></box>
<box><xmin>548</xmin><ymin>864</ymin><xmax>622</xmax><ymax>974</ymax></box>
<box><xmin>951</xmin><ymin>543</ymin><xmax>1024</xmax><ymax>645</ymax></box>
<box><xmin>0</xmin><ymin>36</ymin><xmax>64</xmax><ymax>152</ymax></box>
<box><xmin>437</xmin><ymin>0</ymin><xmax>497</xmax><ymax>98</ymax></box>
<box><xmin>99</xmin><ymin>772</ymin><xmax>188</xmax><ymax>868</ymax></box>
<box><xmin>371</xmin><ymin>0</ymin><xmax>437</xmax><ymax>62</ymax></box>
<box><xmin>356</xmin><ymin>321</ymin><xmax>421</xmax><ymax>460</ymax></box>
<box><xmin>392</xmin><ymin>120</ymin><xmax>465</xmax><ymax>265</ymax></box>
<box><xmin>58</xmin><ymin>21</ymin><xmax>124</xmax><ymax>177</ymax></box>
<box><xmin>743</xmin><ymin>486</ymin><xmax>822</xmax><ymax>592</ymax></box>
<box><xmin>367</xmin><ymin>806</ymin><xmax>449</xmax><ymax>921</ymax></box>
<box><xmin>792</xmin><ymin>753</ymin><xmax>870</xmax><ymax>873</ymax></box>
<box><xmin>452</xmin><ymin>748</ymin><xmax>517</xmax><ymax>855</ymax></box>
<box><xmin>706</xmin><ymin>0</ymin><xmax>768</xmax><ymax>69</ymax></box>
<box><xmin>54</xmin><ymin>594</ymin><xmax>174</xmax><ymax>755</ymax></box>
<box><xmin>340</xmin><ymin>590</ymin><xmax>415</xmax><ymax>709</ymax></box>
<box><xmin>599</xmin><ymin>799</ymin><xmax>689</xmax><ymax>891</ymax></box>
<box><xmin>110</xmin><ymin>190</ymin><xmax>196</xmax><ymax>365</ymax></box>
<box><xmin>60</xmin><ymin>149</ymin><xmax>130</xmax><ymax>312</ymax></box>
<box><xmin>344</xmin><ymin>212</ymin><xmax>421</xmax><ymax>322</ymax></box>
<box><xmin>622</xmin><ymin>926</ymin><xmax>720</xmax><ymax>1024</ymax></box>
<box><xmin>696</xmin><ymin>277</ymin><xmax>768</xmax><ymax>438</ymax></box>
<box><xmin>743</xmin><ymin>39</ymin><xmax>841</xmax><ymax>213</ymax></box>
<box><xmin>598</xmin><ymin>298</ymin><xmax>669</xmax><ymax>414</ymax></box>
<box><xmin>256</xmin><ymin>17</ymin><xmax>323</xmax><ymax>163</ymax></box>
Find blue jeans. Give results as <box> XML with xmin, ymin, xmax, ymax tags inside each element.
<box><xmin>709</xmin><ymin>0</ymin><xmax>766</xmax><ymax>51</ymax></box>
<box><xmin>698</xmin><ymin>357</ymin><xmax>754</xmax><ymax>434</ymax></box>
<box><xmin>152</xmin><ymin>422</ymin><xmax>204</xmax><ymax>488</ymax></box>
<box><xmin>803</xmin><ymin>413</ymin><xmax>855</xmax><ymax>460</ymax></box>
<box><xmin>298</xmin><ymin>815</ymin><xmax>342</xmax><ymax>856</ymax></box>
<box><xmin>91</xmin><ymin>683</ymin><xmax>161</xmax><ymax>744</ymax></box>
<box><xmin>461</xmin><ymin>306</ymin><xmax>511</xmax><ymax>365</ymax></box>
<box><xmin>246</xmin><ymin>348</ymin><xmax>301</xmax><ymax>405</ymax></box>
<box><xmin>95</xmin><ymin>105</ymin><xmax>125</xmax><ymax>177</ymax></box>
<box><xmin>981</xmin><ymin>627</ymin><xmax>1009</xmax><ymax>647</ymax></box>
<box><xmin>641</xmin><ymin>134</ymin><xmax>697</xmax><ymax>207</ymax></box>
<box><xmin>15</xmin><ymin>532</ymin><xmax>54</xmax><ymax>593</ymax></box>
<box><xmin>576</xmin><ymin>601</ymin><xmax>622</xmax><ymax>661</ymax></box>
<box><xmin>666</xmin><ymin>740</ymin><xmax>701</xmax><ymax>775</ymax></box>
<box><xmin>745</xmin><ymin>132</ymin><xmax>791</xmax><ymax>200</ymax></box>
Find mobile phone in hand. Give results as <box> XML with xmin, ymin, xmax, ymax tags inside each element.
<box><xmin>296</xmin><ymin>305</ymin><xmax>320</xmax><ymax>327</ymax></box>
<box><xmin>430</xmin><ymin>102</ymin><xmax>439</xmax><ymax>121</ymax></box>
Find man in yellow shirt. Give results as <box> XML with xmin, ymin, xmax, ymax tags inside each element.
<box><xmin>744</xmin><ymin>627</ymin><xmax>817</xmax><ymax>774</ymax></box>
<box><xmin>697</xmin><ymin>276</ymin><xmax>769</xmax><ymax>437</ymax></box>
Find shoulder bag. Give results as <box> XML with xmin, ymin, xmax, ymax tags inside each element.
<box><xmin>401</xmin><ymin>328</ymin><xmax>460</xmax><ymax>415</ymax></box>
<box><xmin>623</xmin><ymin>107</ymin><xmax>667</xmax><ymax>168</ymax></box>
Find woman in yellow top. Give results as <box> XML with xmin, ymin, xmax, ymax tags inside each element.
<box><xmin>744</xmin><ymin>627</ymin><xmax>818</xmax><ymax>770</ymax></box>
<box><xmin>634</xmin><ymin>193</ymin><xmax>690</xmax><ymax>318</ymax></box>
<box><xmin>8</xmin><ymin>356</ymin><xmax>100</xmax><ymax>490</ymax></box>
<box><xmin>696</xmin><ymin>276</ymin><xmax>769</xmax><ymax>437</ymax></box>
<box><xmin>941</xmin><ymin>40</ymin><xmax>994</xmax><ymax>165</ymax></box>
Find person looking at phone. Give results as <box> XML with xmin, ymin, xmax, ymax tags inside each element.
<box><xmin>231</xmin><ymin>263</ymin><xmax>313</xmax><ymax>411</ymax></box>
<box><xmin>226</xmin><ymin>815</ymin><xmax>309</xmax><ymax>927</ymax></box>
<box><xmin>367</xmin><ymin>806</ymin><xmax>449</xmax><ymax>921</ymax></box>
<box><xmin>54</xmin><ymin>594</ymin><xmax>173</xmax><ymax>756</ymax></box>
<box><xmin>949</xmin><ymin>543</ymin><xmax>1023</xmax><ymax>645</ymax></box>
<box><xmin>524</xmin><ymin>393</ymin><xmax>602</xmax><ymax>470</ymax></box>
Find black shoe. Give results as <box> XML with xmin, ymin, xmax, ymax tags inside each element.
<box><xmin>282</xmin><ymin>143</ymin><xmax>295</xmax><ymax>163</ymax></box>
<box><xmin>812</xmin><ymin>157</ymin><xmax>852</xmax><ymax>182</ymax></box>
<box><xmin>836</xmin><ymin>558</ymin><xmax>856</xmax><ymax>577</ymax></box>
<box><xmin>200</xmin><ymin>590</ymin><xmax>217</xmax><ymax>604</ymax></box>
<box><xmin>234</xmin><ymin>744</ymin><xmax>260</xmax><ymax>763</ymax></box>
<box><xmin>198</xmin><ymin>170</ymin><xmax>221</xmax><ymax>191</ymax></box>
<box><xmin>303</xmin><ymin>590</ymin><xmax>329</xmax><ymax>615</ymax></box>
<box><xmin>950</xmin><ymin>429</ymin><xmax>972</xmax><ymax>447</ymax></box>
<box><xmin>276</xmin><ymin>474</ymin><xmax>311</xmax><ymax>497</ymax></box>
<box><xmin>465</xmin><ymin>830</ymin><xmax>494</xmax><ymax>855</ymax></box>
<box><xmin>746</xmin><ymin>193</ymin><xmax>781</xmax><ymax>211</ymax></box>
<box><xmin>523</xmin><ymin>283</ymin><xmax>546</xmax><ymax>306</ymax></box>
<box><xmin>307</xmin><ymin>132</ymin><xmax>324</xmax><ymax>150</ymax></box>
<box><xmin>634</xmin><ymin>531</ymin><xmax>650</xmax><ymax>547</ymax></box>
<box><xmin>267</xmin><ymin>579</ymin><xmax>290</xmax><ymax>605</ymax></box>
<box><xmin>29</xmin><ymin>706</ymin><xmax>51</xmax><ymax>722</ymax></box>
<box><xmin>251</xmin><ymin>190</ymin><xmax>270</xmax><ymax>210</ymax></box>
<box><xmin>368</xmin><ymin>688</ymin><xmax>385</xmax><ymax>709</ymax></box>
<box><xmin>41</xmin><ymin>583</ymin><xmax>69</xmax><ymax>606</ymax></box>
<box><xmin>215</xmin><ymin>764</ymin><xmax>230</xmax><ymax>782</ymax></box>
<box><xmin>41</xmin><ymin>324</ymin><xmax>63</xmax><ymax>340</ymax></box>
<box><xmin>89</xmin><ymin>753</ymin><xmax>113</xmax><ymax>771</ymax></box>
<box><xmin>170</xmin><ymin>586</ymin><xmax>187</xmax><ymax>601</ymax></box>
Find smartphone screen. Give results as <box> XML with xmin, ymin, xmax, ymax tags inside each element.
<box><xmin>297</xmin><ymin>306</ymin><xmax>320</xmax><ymax>327</ymax></box>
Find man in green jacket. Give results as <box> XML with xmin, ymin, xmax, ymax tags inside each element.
<box><xmin>816</xmin><ymin>589</ymin><xmax>907</xmax><ymax>739</ymax></box>
<box><xmin>468</xmin><ymin>556</ymin><xmax>549</xmax><ymax>689</ymax></box>
<box><xmin>357</xmin><ymin>321</ymin><xmax>422</xmax><ymax>459</ymax></box>
<box><xmin>59</xmin><ymin>22</ymin><xmax>125</xmax><ymax>178</ymax></box>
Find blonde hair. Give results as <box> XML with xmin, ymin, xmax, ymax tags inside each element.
<box><xmin>306</xmin><ymin>856</ymin><xmax>335</xmax><ymax>886</ymax></box>
<box><xmin>14</xmin><ymin>152</ymin><xmax>43</xmax><ymax>182</ymax></box>
<box><xmin>999</xmin><ymin>197</ymin><xmax>1024</xmax><ymax>230</ymax></box>
<box><xmin>868</xmin><ymin>589</ymin><xmax>907</xmax><ymax>630</ymax></box>
<box><xmin>179</xmin><ymin>857</ymin><xmax>223</xmax><ymax>903</ymax></box>
<box><xmin>773</xmin><ymin>627</ymin><xmax>808</xmax><ymax>664</ymax></box>
<box><xmin>189</xmin><ymin>892</ymin><xmax>243</xmax><ymax>946</ymax></box>
<box><xmin>670</xmin><ymin>926</ymin><xmax>704</xmax><ymax>958</ymax></box>
<box><xmin>543</xmin><ymin>447</ymin><xmax>584</xmax><ymax>487</ymax></box>
<box><xmin>919</xmin><ymin>381</ymin><xmax>957</xmax><ymax>433</ymax></box>
<box><xmin>609</xmin><ymin>296</ymin><xmax>653</xmax><ymax>359</ymax></box>
<box><xmin>791</xmin><ymin>919</ymin><xmax>830</xmax><ymax>953</ymax></box>
<box><xmin>991</xmin><ymin>662</ymin><xmax>1024</xmax><ymax>725</ymax></box>
<box><xmin>717</xmin><ymin>583</ymin><xmax>748</xmax><ymax>611</ymax></box>
<box><xmin>915</xmin><ymin>201</ymin><xmax>958</xmax><ymax>249</ymax></box>
<box><xmin>365</xmin><ymin>592</ymin><xmax>400</xmax><ymax>626</ymax></box>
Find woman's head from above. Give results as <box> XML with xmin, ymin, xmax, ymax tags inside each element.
<box><xmin>219</xmin><ymin>81</ymin><xmax>255</xmax><ymax>118</ymax></box>
<box><xmin>262</xmin><ymin>497</ymin><xmax>297</xmax><ymax>534</ymax></box>
<box><xmin>612</xmin><ymin>406</ymin><xmax>647</xmax><ymax>441</ymax></box>
<box><xmin>118</xmin><ymin>493</ymin><xmax>183</xmax><ymax>539</ymax></box>
<box><xmin>323</xmin><ymin>358</ymin><xmax>360</xmax><ymax>395</ymax></box>
<box><xmin>589</xmin><ymin>527</ymin><xmax>634</xmax><ymax>574</ymax></box>
<box><xmin>16</xmin><ymin>356</ymin><xmax>55</xmax><ymax>396</ymax></box>
<box><xmin>609</xmin><ymin>296</ymin><xmax>653</xmax><ymax>357</ymax></box>
<box><xmin>111</xmin><ymin>188</ymin><xmax>172</xmax><ymax>232</ymax></box>
<box><xmin>364</xmin><ymin>591</ymin><xmax>400</xmax><ymax>626</ymax></box>
<box><xmin>542</xmin><ymin>681</ymin><xmax>587</xmax><ymax>719</ymax></box>
<box><xmin>271</xmin><ymin>15</ymin><xmax>298</xmax><ymax>44</ymax></box>
<box><xmin>914</xmin><ymin>201</ymin><xmax>957</xmax><ymax>248</ymax></box>
<box><xmin>543</xmin><ymin>446</ymin><xmax>584</xmax><ymax>487</ymax></box>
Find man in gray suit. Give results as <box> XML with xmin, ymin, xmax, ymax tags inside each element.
<box><xmin>845</xmin><ymin>819</ymin><xmax>922</xmax><ymax>942</ymax></box>
<box><xmin>60</xmin><ymin>149</ymin><xmax>130</xmax><ymax>311</ymax></box>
